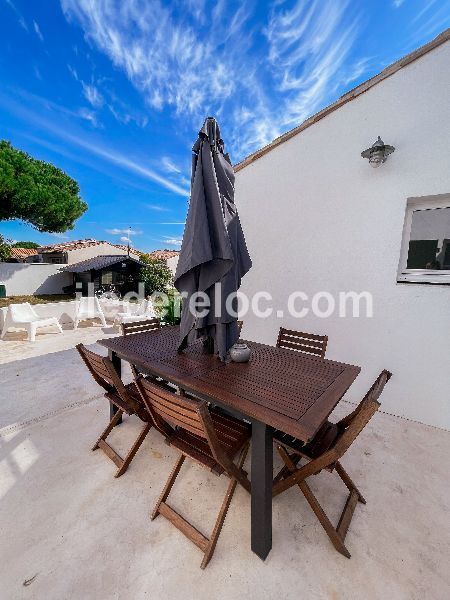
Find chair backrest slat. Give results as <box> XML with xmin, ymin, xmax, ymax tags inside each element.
<box><xmin>277</xmin><ymin>327</ymin><xmax>328</xmax><ymax>358</ymax></box>
<box><xmin>121</xmin><ymin>318</ymin><xmax>161</xmax><ymax>336</ymax></box>
<box><xmin>136</xmin><ymin>377</ymin><xmax>208</xmax><ymax>439</ymax></box>
<box><xmin>77</xmin><ymin>344</ymin><xmax>115</xmax><ymax>390</ymax></box>
<box><xmin>76</xmin><ymin>343</ymin><xmax>147</xmax><ymax>418</ymax></box>
<box><xmin>291</xmin><ymin>370</ymin><xmax>392</xmax><ymax>482</ymax></box>
<box><xmin>332</xmin><ymin>370</ymin><xmax>392</xmax><ymax>457</ymax></box>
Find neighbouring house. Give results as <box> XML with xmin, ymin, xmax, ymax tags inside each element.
<box><xmin>146</xmin><ymin>249</ymin><xmax>180</xmax><ymax>274</ymax></box>
<box><xmin>36</xmin><ymin>239</ymin><xmax>141</xmax><ymax>264</ymax></box>
<box><xmin>0</xmin><ymin>239</ymin><xmax>143</xmax><ymax>296</ymax></box>
<box><xmin>8</xmin><ymin>247</ymin><xmax>39</xmax><ymax>263</ymax></box>
<box><xmin>60</xmin><ymin>254</ymin><xmax>146</xmax><ymax>296</ymax></box>
<box><xmin>234</xmin><ymin>29</ymin><xmax>450</xmax><ymax>431</ymax></box>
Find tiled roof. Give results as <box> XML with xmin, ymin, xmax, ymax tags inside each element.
<box><xmin>10</xmin><ymin>247</ymin><xmax>39</xmax><ymax>259</ymax></box>
<box><xmin>147</xmin><ymin>250</ymin><xmax>180</xmax><ymax>261</ymax></box>
<box><xmin>60</xmin><ymin>255</ymin><xmax>145</xmax><ymax>273</ymax></box>
<box><xmin>37</xmin><ymin>239</ymin><xmax>146</xmax><ymax>256</ymax></box>
<box><xmin>113</xmin><ymin>244</ymin><xmax>143</xmax><ymax>256</ymax></box>
<box><xmin>37</xmin><ymin>239</ymin><xmax>104</xmax><ymax>253</ymax></box>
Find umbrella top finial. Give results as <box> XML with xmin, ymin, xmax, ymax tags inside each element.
<box><xmin>200</xmin><ymin>116</ymin><xmax>223</xmax><ymax>153</ymax></box>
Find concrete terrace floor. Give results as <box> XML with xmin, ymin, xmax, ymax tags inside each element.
<box><xmin>0</xmin><ymin>327</ymin><xmax>449</xmax><ymax>600</ymax></box>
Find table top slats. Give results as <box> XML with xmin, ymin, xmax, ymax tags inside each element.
<box><xmin>99</xmin><ymin>326</ymin><xmax>360</xmax><ymax>442</ymax></box>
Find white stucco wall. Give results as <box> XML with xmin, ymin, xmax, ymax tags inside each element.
<box><xmin>235</xmin><ymin>41</ymin><xmax>450</xmax><ymax>430</ymax></box>
<box><xmin>0</xmin><ymin>264</ymin><xmax>72</xmax><ymax>296</ymax></box>
<box><xmin>166</xmin><ymin>255</ymin><xmax>179</xmax><ymax>275</ymax></box>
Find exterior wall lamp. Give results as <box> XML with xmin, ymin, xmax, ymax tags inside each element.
<box><xmin>361</xmin><ymin>136</ymin><xmax>395</xmax><ymax>168</ymax></box>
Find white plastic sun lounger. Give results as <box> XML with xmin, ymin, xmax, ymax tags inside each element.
<box><xmin>113</xmin><ymin>299</ymin><xmax>157</xmax><ymax>329</ymax></box>
<box><xmin>1</xmin><ymin>302</ymin><xmax>63</xmax><ymax>342</ymax></box>
<box><xmin>73</xmin><ymin>296</ymin><xmax>107</xmax><ymax>329</ymax></box>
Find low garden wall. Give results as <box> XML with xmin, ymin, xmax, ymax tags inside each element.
<box><xmin>0</xmin><ymin>263</ymin><xmax>73</xmax><ymax>296</ymax></box>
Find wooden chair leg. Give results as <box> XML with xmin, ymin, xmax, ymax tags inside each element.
<box><xmin>93</xmin><ymin>409</ymin><xmax>151</xmax><ymax>477</ymax></box>
<box><xmin>298</xmin><ymin>480</ymin><xmax>351</xmax><ymax>558</ymax></box>
<box><xmin>201</xmin><ymin>443</ymin><xmax>249</xmax><ymax>569</ymax></box>
<box><xmin>273</xmin><ymin>451</ymin><xmax>302</xmax><ymax>485</ymax></box>
<box><xmin>92</xmin><ymin>408</ymin><xmax>124</xmax><ymax>451</ymax></box>
<box><xmin>114</xmin><ymin>422</ymin><xmax>152</xmax><ymax>478</ymax></box>
<box><xmin>151</xmin><ymin>445</ymin><xmax>249</xmax><ymax>569</ymax></box>
<box><xmin>277</xmin><ymin>445</ymin><xmax>351</xmax><ymax>558</ymax></box>
<box><xmin>151</xmin><ymin>454</ymin><xmax>185</xmax><ymax>520</ymax></box>
<box><xmin>335</xmin><ymin>461</ymin><xmax>366</xmax><ymax>504</ymax></box>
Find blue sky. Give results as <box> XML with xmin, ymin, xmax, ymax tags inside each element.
<box><xmin>1</xmin><ymin>0</ymin><xmax>449</xmax><ymax>251</ymax></box>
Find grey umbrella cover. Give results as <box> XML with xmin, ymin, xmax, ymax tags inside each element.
<box><xmin>174</xmin><ymin>118</ymin><xmax>252</xmax><ymax>359</ymax></box>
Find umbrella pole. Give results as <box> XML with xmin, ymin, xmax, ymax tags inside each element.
<box><xmin>205</xmin><ymin>335</ymin><xmax>215</xmax><ymax>354</ymax></box>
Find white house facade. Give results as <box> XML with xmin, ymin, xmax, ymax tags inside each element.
<box><xmin>235</xmin><ymin>31</ymin><xmax>450</xmax><ymax>430</ymax></box>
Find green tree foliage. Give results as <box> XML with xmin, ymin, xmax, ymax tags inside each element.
<box><xmin>0</xmin><ymin>140</ymin><xmax>87</xmax><ymax>232</ymax></box>
<box><xmin>140</xmin><ymin>258</ymin><xmax>173</xmax><ymax>295</ymax></box>
<box><xmin>11</xmin><ymin>241</ymin><xmax>40</xmax><ymax>249</ymax></box>
<box><xmin>0</xmin><ymin>234</ymin><xmax>11</xmax><ymax>262</ymax></box>
<box><xmin>155</xmin><ymin>288</ymin><xmax>182</xmax><ymax>325</ymax></box>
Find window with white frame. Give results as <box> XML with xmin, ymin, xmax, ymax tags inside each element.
<box><xmin>398</xmin><ymin>194</ymin><xmax>450</xmax><ymax>284</ymax></box>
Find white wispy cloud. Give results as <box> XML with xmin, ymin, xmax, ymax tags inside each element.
<box><xmin>33</xmin><ymin>20</ymin><xmax>44</xmax><ymax>42</ymax></box>
<box><xmin>78</xmin><ymin>107</ymin><xmax>100</xmax><ymax>127</ymax></box>
<box><xmin>5</xmin><ymin>0</ymin><xmax>28</xmax><ymax>31</ymax></box>
<box><xmin>60</xmin><ymin>0</ymin><xmax>364</xmax><ymax>161</ymax></box>
<box><xmin>67</xmin><ymin>64</ymin><xmax>79</xmax><ymax>81</ymax></box>
<box><xmin>107</xmin><ymin>104</ymin><xmax>148</xmax><ymax>128</ymax></box>
<box><xmin>120</xmin><ymin>236</ymin><xmax>131</xmax><ymax>243</ymax></box>
<box><xmin>147</xmin><ymin>204</ymin><xmax>170</xmax><ymax>212</ymax></box>
<box><xmin>60</xmin><ymin>0</ymin><xmax>250</xmax><ymax>125</ymax></box>
<box><xmin>161</xmin><ymin>156</ymin><xmax>181</xmax><ymax>174</ymax></box>
<box><xmin>411</xmin><ymin>0</ymin><xmax>437</xmax><ymax>23</ymax></box>
<box><xmin>265</xmin><ymin>0</ymin><xmax>360</xmax><ymax>127</ymax></box>
<box><xmin>49</xmin><ymin>232</ymin><xmax>69</xmax><ymax>239</ymax></box>
<box><xmin>163</xmin><ymin>237</ymin><xmax>183</xmax><ymax>247</ymax></box>
<box><xmin>0</xmin><ymin>89</ymin><xmax>190</xmax><ymax>197</ymax></box>
<box><xmin>157</xmin><ymin>222</ymin><xmax>186</xmax><ymax>225</ymax></box>
<box><xmin>82</xmin><ymin>82</ymin><xmax>104</xmax><ymax>107</ymax></box>
<box><xmin>409</xmin><ymin>1</ymin><xmax>450</xmax><ymax>41</ymax></box>
<box><xmin>106</xmin><ymin>228</ymin><xmax>142</xmax><ymax>235</ymax></box>
<box><xmin>343</xmin><ymin>57</ymin><xmax>372</xmax><ymax>86</ymax></box>
<box><xmin>393</xmin><ymin>0</ymin><xmax>405</xmax><ymax>7</ymax></box>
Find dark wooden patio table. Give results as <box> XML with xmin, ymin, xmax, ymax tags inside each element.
<box><xmin>98</xmin><ymin>326</ymin><xmax>360</xmax><ymax>560</ymax></box>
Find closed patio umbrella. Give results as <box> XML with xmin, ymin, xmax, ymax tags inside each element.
<box><xmin>174</xmin><ymin>117</ymin><xmax>252</xmax><ymax>360</ymax></box>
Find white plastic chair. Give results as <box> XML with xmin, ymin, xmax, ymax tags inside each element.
<box><xmin>1</xmin><ymin>303</ymin><xmax>63</xmax><ymax>342</ymax></box>
<box><xmin>113</xmin><ymin>299</ymin><xmax>157</xmax><ymax>329</ymax></box>
<box><xmin>74</xmin><ymin>296</ymin><xmax>107</xmax><ymax>329</ymax></box>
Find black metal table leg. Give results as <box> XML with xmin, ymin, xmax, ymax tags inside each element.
<box><xmin>251</xmin><ymin>420</ymin><xmax>273</xmax><ymax>560</ymax></box>
<box><xmin>108</xmin><ymin>349</ymin><xmax>122</xmax><ymax>425</ymax></box>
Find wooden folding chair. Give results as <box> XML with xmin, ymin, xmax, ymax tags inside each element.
<box><xmin>76</xmin><ymin>343</ymin><xmax>153</xmax><ymax>478</ymax></box>
<box><xmin>276</xmin><ymin>327</ymin><xmax>328</xmax><ymax>357</ymax></box>
<box><xmin>121</xmin><ymin>317</ymin><xmax>160</xmax><ymax>336</ymax></box>
<box><xmin>272</xmin><ymin>370</ymin><xmax>392</xmax><ymax>558</ymax></box>
<box><xmin>135</xmin><ymin>376</ymin><xmax>251</xmax><ymax>569</ymax></box>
